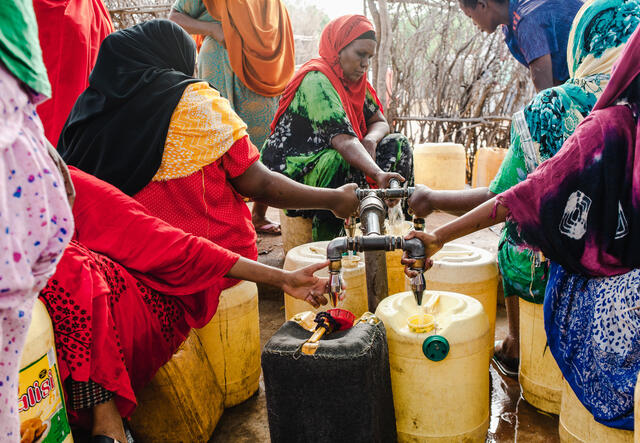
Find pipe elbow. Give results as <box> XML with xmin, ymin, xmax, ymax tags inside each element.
<box><xmin>402</xmin><ymin>237</ymin><xmax>425</xmax><ymax>259</ymax></box>
<box><xmin>327</xmin><ymin>237</ymin><xmax>348</xmax><ymax>261</ymax></box>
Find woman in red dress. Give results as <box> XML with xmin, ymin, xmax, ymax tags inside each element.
<box><xmin>58</xmin><ymin>19</ymin><xmax>359</xmax><ymax>272</ymax></box>
<box><xmin>40</xmin><ymin>167</ymin><xmax>331</xmax><ymax>443</ymax></box>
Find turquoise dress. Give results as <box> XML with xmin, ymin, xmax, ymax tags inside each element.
<box><xmin>489</xmin><ymin>0</ymin><xmax>640</xmax><ymax>303</ymax></box>
<box><xmin>171</xmin><ymin>0</ymin><xmax>279</xmax><ymax>149</ymax></box>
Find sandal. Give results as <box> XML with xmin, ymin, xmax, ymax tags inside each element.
<box><xmin>492</xmin><ymin>339</ymin><xmax>519</xmax><ymax>379</ymax></box>
<box><xmin>254</xmin><ymin>222</ymin><xmax>281</xmax><ymax>235</ymax></box>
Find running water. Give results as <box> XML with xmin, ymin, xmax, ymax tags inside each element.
<box><xmin>387</xmin><ymin>204</ymin><xmax>404</xmax><ymax>235</ymax></box>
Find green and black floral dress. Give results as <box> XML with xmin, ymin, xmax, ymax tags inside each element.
<box><xmin>261</xmin><ymin>71</ymin><xmax>413</xmax><ymax>240</ymax></box>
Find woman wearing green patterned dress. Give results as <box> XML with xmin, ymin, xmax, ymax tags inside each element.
<box><xmin>169</xmin><ymin>0</ymin><xmax>295</xmax><ymax>234</ymax></box>
<box><xmin>407</xmin><ymin>0</ymin><xmax>640</xmax><ymax>377</ymax></box>
<box><xmin>261</xmin><ymin>14</ymin><xmax>414</xmax><ymax>241</ymax></box>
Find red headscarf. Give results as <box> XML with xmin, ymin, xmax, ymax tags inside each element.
<box><xmin>270</xmin><ymin>14</ymin><xmax>381</xmax><ymax>138</ymax></box>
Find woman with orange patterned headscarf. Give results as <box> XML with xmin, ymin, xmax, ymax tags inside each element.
<box><xmin>169</xmin><ymin>0</ymin><xmax>295</xmax><ymax>234</ymax></box>
<box><xmin>60</xmin><ymin>20</ymin><xmax>359</xmax><ymax>275</ymax></box>
<box><xmin>261</xmin><ymin>15</ymin><xmax>415</xmax><ymax>241</ymax></box>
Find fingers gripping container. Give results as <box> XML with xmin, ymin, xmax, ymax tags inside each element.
<box><xmin>519</xmin><ymin>299</ymin><xmax>563</xmax><ymax>414</ymax></box>
<box><xmin>413</xmin><ymin>143</ymin><xmax>466</xmax><ymax>190</ymax></box>
<box><xmin>261</xmin><ymin>312</ymin><xmax>397</xmax><ymax>443</ymax></box>
<box><xmin>408</xmin><ymin>243</ymin><xmax>498</xmax><ymax>347</ymax></box>
<box><xmin>376</xmin><ymin>291</ymin><xmax>491</xmax><ymax>442</ymax></box>
<box><xmin>129</xmin><ymin>331</ymin><xmax>224</xmax><ymax>442</ymax></box>
<box><xmin>283</xmin><ymin>241</ymin><xmax>367</xmax><ymax>318</ymax></box>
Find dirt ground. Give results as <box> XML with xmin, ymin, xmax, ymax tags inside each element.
<box><xmin>209</xmin><ymin>208</ymin><xmax>560</xmax><ymax>443</ymax></box>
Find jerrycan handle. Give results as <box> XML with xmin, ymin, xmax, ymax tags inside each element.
<box><xmin>301</xmin><ymin>326</ymin><xmax>327</xmax><ymax>355</ymax></box>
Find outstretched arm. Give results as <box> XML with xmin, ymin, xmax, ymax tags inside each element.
<box><xmin>403</xmin><ymin>197</ymin><xmax>508</xmax><ymax>276</ymax></box>
<box><xmin>227</xmin><ymin>258</ymin><xmax>330</xmax><ymax>308</ymax></box>
<box><xmin>230</xmin><ymin>161</ymin><xmax>359</xmax><ymax>219</ymax></box>
<box><xmin>408</xmin><ymin>185</ymin><xmax>496</xmax><ymax>217</ymax></box>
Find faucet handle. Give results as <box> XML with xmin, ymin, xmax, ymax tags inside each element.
<box><xmin>344</xmin><ymin>216</ymin><xmax>356</xmax><ymax>238</ymax></box>
<box><xmin>413</xmin><ymin>217</ymin><xmax>426</xmax><ymax>232</ymax></box>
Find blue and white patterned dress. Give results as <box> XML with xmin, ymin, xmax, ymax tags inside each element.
<box><xmin>545</xmin><ymin>262</ymin><xmax>640</xmax><ymax>429</ymax></box>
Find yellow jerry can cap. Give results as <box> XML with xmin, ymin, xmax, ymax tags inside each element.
<box><xmin>407</xmin><ymin>313</ymin><xmax>435</xmax><ymax>333</ymax></box>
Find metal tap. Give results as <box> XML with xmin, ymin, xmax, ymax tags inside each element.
<box><xmin>344</xmin><ymin>216</ymin><xmax>356</xmax><ymax>238</ymax></box>
<box><xmin>403</xmin><ymin>237</ymin><xmax>426</xmax><ymax>306</ymax></box>
<box><xmin>355</xmin><ymin>178</ymin><xmax>414</xmax><ymax>201</ymax></box>
<box><xmin>328</xmin><ymin>260</ymin><xmax>344</xmax><ymax>307</ymax></box>
<box><xmin>326</xmin><ymin>179</ymin><xmax>423</xmax><ymax>309</ymax></box>
<box><xmin>326</xmin><ymin>235</ymin><xmax>426</xmax><ymax>306</ymax></box>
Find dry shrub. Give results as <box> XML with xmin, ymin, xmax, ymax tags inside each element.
<box><xmin>104</xmin><ymin>0</ymin><xmax>172</xmax><ymax>30</ymax></box>
<box><xmin>368</xmin><ymin>0</ymin><xmax>535</xmax><ymax>180</ymax></box>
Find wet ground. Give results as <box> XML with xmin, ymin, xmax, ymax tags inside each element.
<box><xmin>209</xmin><ymin>209</ymin><xmax>560</xmax><ymax>442</ymax></box>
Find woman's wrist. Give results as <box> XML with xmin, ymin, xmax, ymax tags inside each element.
<box><xmin>431</xmin><ymin>227</ymin><xmax>447</xmax><ymax>249</ymax></box>
<box><xmin>272</xmin><ymin>268</ymin><xmax>289</xmax><ymax>289</ymax></box>
<box><xmin>208</xmin><ymin>22</ymin><xmax>224</xmax><ymax>43</ymax></box>
<box><xmin>372</xmin><ymin>168</ymin><xmax>386</xmax><ymax>182</ymax></box>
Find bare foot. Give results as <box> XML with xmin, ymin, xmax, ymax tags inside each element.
<box><xmin>495</xmin><ymin>334</ymin><xmax>519</xmax><ymax>360</ymax></box>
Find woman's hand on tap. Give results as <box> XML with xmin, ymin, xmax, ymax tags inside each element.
<box><xmin>375</xmin><ymin>172</ymin><xmax>405</xmax><ymax>207</ymax></box>
<box><xmin>401</xmin><ymin>230</ymin><xmax>442</xmax><ymax>278</ymax></box>
<box><xmin>282</xmin><ymin>261</ymin><xmax>330</xmax><ymax>308</ymax></box>
<box><xmin>407</xmin><ymin>184</ymin><xmax>435</xmax><ymax>218</ymax></box>
<box><xmin>331</xmin><ymin>183</ymin><xmax>360</xmax><ymax>219</ymax></box>
<box><xmin>374</xmin><ymin>171</ymin><xmax>405</xmax><ymax>190</ymax></box>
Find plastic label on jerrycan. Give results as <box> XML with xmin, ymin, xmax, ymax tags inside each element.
<box><xmin>18</xmin><ymin>347</ymin><xmax>71</xmax><ymax>443</ymax></box>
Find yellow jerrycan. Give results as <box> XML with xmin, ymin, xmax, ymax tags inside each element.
<box><xmin>471</xmin><ymin>147</ymin><xmax>507</xmax><ymax>188</ymax></box>
<box><xmin>413</xmin><ymin>143</ymin><xmax>466</xmax><ymax>190</ymax></box>
<box><xmin>130</xmin><ymin>331</ymin><xmax>224</xmax><ymax>442</ymax></box>
<box><xmin>19</xmin><ymin>299</ymin><xmax>73</xmax><ymax>443</ymax></box>
<box><xmin>376</xmin><ymin>290</ymin><xmax>491</xmax><ymax>442</ymax></box>
<box><xmin>408</xmin><ymin>243</ymin><xmax>499</xmax><ymax>347</ymax></box>
<box><xmin>195</xmin><ymin>280</ymin><xmax>261</xmax><ymax>407</ymax></box>
<box><xmin>559</xmin><ymin>379</ymin><xmax>633</xmax><ymax>443</ymax></box>
<box><xmin>519</xmin><ymin>299</ymin><xmax>563</xmax><ymax>414</ymax></box>
<box><xmin>635</xmin><ymin>373</ymin><xmax>640</xmax><ymax>443</ymax></box>
<box><xmin>283</xmin><ymin>241</ymin><xmax>367</xmax><ymax>318</ymax></box>
<box><xmin>279</xmin><ymin>209</ymin><xmax>313</xmax><ymax>254</ymax></box>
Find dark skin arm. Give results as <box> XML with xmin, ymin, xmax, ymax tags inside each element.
<box><xmin>331</xmin><ymin>106</ymin><xmax>402</xmax><ymax>189</ymax></box>
<box><xmin>169</xmin><ymin>9</ymin><xmax>225</xmax><ymax>46</ymax></box>
<box><xmin>528</xmin><ymin>54</ymin><xmax>557</xmax><ymax>92</ymax></box>
<box><xmin>227</xmin><ymin>258</ymin><xmax>330</xmax><ymax>308</ymax></box>
<box><xmin>331</xmin><ymin>133</ymin><xmax>403</xmax><ymax>189</ymax></box>
<box><xmin>230</xmin><ymin>161</ymin><xmax>360</xmax><ymax>219</ymax></box>
<box><xmin>361</xmin><ymin>110</ymin><xmax>390</xmax><ymax>159</ymax></box>
<box><xmin>402</xmin><ymin>197</ymin><xmax>508</xmax><ymax>276</ymax></box>
<box><xmin>408</xmin><ymin>184</ymin><xmax>496</xmax><ymax>217</ymax></box>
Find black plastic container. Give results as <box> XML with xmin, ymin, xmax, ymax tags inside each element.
<box><xmin>261</xmin><ymin>316</ymin><xmax>397</xmax><ymax>443</ymax></box>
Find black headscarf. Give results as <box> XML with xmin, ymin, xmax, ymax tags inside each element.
<box><xmin>59</xmin><ymin>19</ymin><xmax>200</xmax><ymax>195</ymax></box>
